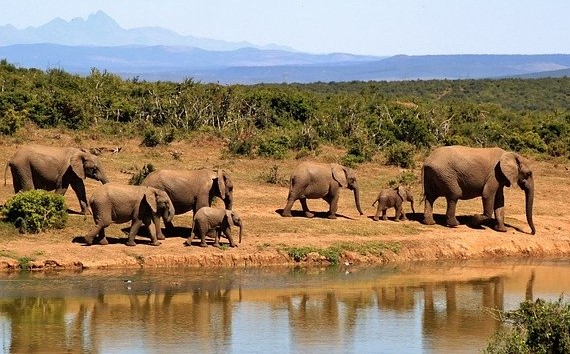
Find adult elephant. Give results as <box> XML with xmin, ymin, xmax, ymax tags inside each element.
<box><xmin>5</xmin><ymin>145</ymin><xmax>109</xmax><ymax>214</ymax></box>
<box><xmin>140</xmin><ymin>168</ymin><xmax>233</xmax><ymax>228</ymax></box>
<box><xmin>282</xmin><ymin>162</ymin><xmax>364</xmax><ymax>219</ymax></box>
<box><xmin>422</xmin><ymin>145</ymin><xmax>535</xmax><ymax>234</ymax></box>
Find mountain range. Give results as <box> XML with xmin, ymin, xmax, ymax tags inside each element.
<box><xmin>0</xmin><ymin>11</ymin><xmax>568</xmax><ymax>84</ymax></box>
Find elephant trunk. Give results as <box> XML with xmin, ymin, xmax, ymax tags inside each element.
<box><xmin>236</xmin><ymin>220</ymin><xmax>242</xmax><ymax>243</ymax></box>
<box><xmin>523</xmin><ymin>178</ymin><xmax>536</xmax><ymax>235</ymax></box>
<box><xmin>164</xmin><ymin>202</ymin><xmax>175</xmax><ymax>223</ymax></box>
<box><xmin>352</xmin><ymin>186</ymin><xmax>364</xmax><ymax>215</ymax></box>
<box><xmin>98</xmin><ymin>170</ymin><xmax>109</xmax><ymax>184</ymax></box>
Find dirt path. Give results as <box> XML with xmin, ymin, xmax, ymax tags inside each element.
<box><xmin>1</xmin><ymin>131</ymin><xmax>570</xmax><ymax>271</ymax></box>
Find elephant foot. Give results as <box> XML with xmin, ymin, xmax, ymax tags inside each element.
<box><xmin>126</xmin><ymin>240</ymin><xmax>137</xmax><ymax>247</ymax></box>
<box><xmin>157</xmin><ymin>234</ymin><xmax>165</xmax><ymax>241</ymax></box>
<box><xmin>422</xmin><ymin>217</ymin><xmax>436</xmax><ymax>225</ymax></box>
<box><xmin>327</xmin><ymin>214</ymin><xmax>337</xmax><ymax>220</ymax></box>
<box><xmin>472</xmin><ymin>214</ymin><xmax>491</xmax><ymax>226</ymax></box>
<box><xmin>373</xmin><ymin>216</ymin><xmax>380</xmax><ymax>221</ymax></box>
<box><xmin>199</xmin><ymin>242</ymin><xmax>208</xmax><ymax>248</ymax></box>
<box><xmin>213</xmin><ymin>242</ymin><xmax>221</xmax><ymax>248</ymax></box>
<box><xmin>99</xmin><ymin>238</ymin><xmax>109</xmax><ymax>246</ymax></box>
<box><xmin>150</xmin><ymin>241</ymin><xmax>161</xmax><ymax>246</ymax></box>
<box><xmin>494</xmin><ymin>224</ymin><xmax>508</xmax><ymax>233</ymax></box>
<box><xmin>281</xmin><ymin>211</ymin><xmax>292</xmax><ymax>217</ymax></box>
<box><xmin>382</xmin><ymin>216</ymin><xmax>388</xmax><ymax>221</ymax></box>
<box><xmin>84</xmin><ymin>237</ymin><xmax>94</xmax><ymax>246</ymax></box>
<box><xmin>305</xmin><ymin>211</ymin><xmax>315</xmax><ymax>218</ymax></box>
<box><xmin>446</xmin><ymin>218</ymin><xmax>460</xmax><ymax>228</ymax></box>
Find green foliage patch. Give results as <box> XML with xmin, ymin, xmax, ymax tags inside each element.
<box><xmin>283</xmin><ymin>241</ymin><xmax>401</xmax><ymax>265</ymax></box>
<box><xmin>485</xmin><ymin>297</ymin><xmax>570</xmax><ymax>354</ymax></box>
<box><xmin>2</xmin><ymin>190</ymin><xmax>68</xmax><ymax>233</ymax></box>
<box><xmin>128</xmin><ymin>163</ymin><xmax>156</xmax><ymax>185</ymax></box>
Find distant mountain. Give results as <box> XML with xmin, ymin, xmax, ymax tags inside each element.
<box><xmin>0</xmin><ymin>12</ymin><xmax>569</xmax><ymax>84</ymax></box>
<box><xmin>0</xmin><ymin>43</ymin><xmax>568</xmax><ymax>84</ymax></box>
<box><xmin>0</xmin><ymin>10</ymin><xmax>291</xmax><ymax>51</ymax></box>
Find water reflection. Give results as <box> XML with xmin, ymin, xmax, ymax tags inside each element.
<box><xmin>0</xmin><ymin>261</ymin><xmax>569</xmax><ymax>353</ymax></box>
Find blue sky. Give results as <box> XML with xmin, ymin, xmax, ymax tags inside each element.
<box><xmin>0</xmin><ymin>0</ymin><xmax>568</xmax><ymax>56</ymax></box>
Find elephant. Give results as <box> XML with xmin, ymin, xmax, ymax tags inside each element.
<box><xmin>140</xmin><ymin>168</ymin><xmax>233</xmax><ymax>229</ymax></box>
<box><xmin>422</xmin><ymin>145</ymin><xmax>535</xmax><ymax>234</ymax></box>
<box><xmin>282</xmin><ymin>162</ymin><xmax>364</xmax><ymax>219</ymax></box>
<box><xmin>5</xmin><ymin>145</ymin><xmax>109</xmax><ymax>214</ymax></box>
<box><xmin>84</xmin><ymin>183</ymin><xmax>175</xmax><ymax>246</ymax></box>
<box><xmin>372</xmin><ymin>186</ymin><xmax>415</xmax><ymax>221</ymax></box>
<box><xmin>186</xmin><ymin>207</ymin><xmax>242</xmax><ymax>248</ymax></box>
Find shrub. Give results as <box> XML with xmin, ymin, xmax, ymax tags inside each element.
<box><xmin>141</xmin><ymin>128</ymin><xmax>161</xmax><ymax>147</ymax></box>
<box><xmin>388</xmin><ymin>170</ymin><xmax>418</xmax><ymax>187</ymax></box>
<box><xmin>258</xmin><ymin>164</ymin><xmax>289</xmax><ymax>186</ymax></box>
<box><xmin>257</xmin><ymin>134</ymin><xmax>291</xmax><ymax>159</ymax></box>
<box><xmin>0</xmin><ymin>108</ymin><xmax>24</xmax><ymax>135</ymax></box>
<box><xmin>2</xmin><ymin>190</ymin><xmax>67</xmax><ymax>233</ymax></box>
<box><xmin>385</xmin><ymin>142</ymin><xmax>416</xmax><ymax>168</ymax></box>
<box><xmin>485</xmin><ymin>297</ymin><xmax>570</xmax><ymax>354</ymax></box>
<box><xmin>129</xmin><ymin>163</ymin><xmax>156</xmax><ymax>185</ymax></box>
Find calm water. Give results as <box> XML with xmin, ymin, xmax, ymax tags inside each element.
<box><xmin>1</xmin><ymin>260</ymin><xmax>569</xmax><ymax>353</ymax></box>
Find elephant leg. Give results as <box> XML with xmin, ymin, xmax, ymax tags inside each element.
<box><xmin>382</xmin><ymin>209</ymin><xmax>388</xmax><ymax>221</ymax></box>
<box><xmin>96</xmin><ymin>229</ymin><xmax>108</xmax><ymax>245</ymax></box>
<box><xmin>282</xmin><ymin>194</ymin><xmax>297</xmax><ymax>217</ymax></box>
<box><xmin>299</xmin><ymin>198</ymin><xmax>314</xmax><ymax>218</ymax></box>
<box><xmin>126</xmin><ymin>220</ymin><xmax>143</xmax><ymax>246</ymax></box>
<box><xmin>213</xmin><ymin>230</ymin><xmax>221</xmax><ymax>248</ymax></box>
<box><xmin>325</xmin><ymin>193</ymin><xmax>339</xmax><ymax>219</ymax></box>
<box><xmin>199</xmin><ymin>224</ymin><xmax>208</xmax><ymax>247</ymax></box>
<box><xmin>151</xmin><ymin>215</ymin><xmax>165</xmax><ymax>241</ymax></box>
<box><xmin>69</xmin><ymin>181</ymin><xmax>89</xmax><ymax>215</ymax></box>
<box><xmin>423</xmin><ymin>196</ymin><xmax>437</xmax><ymax>225</ymax></box>
<box><xmin>164</xmin><ymin>218</ymin><xmax>175</xmax><ymax>231</ymax></box>
<box><xmin>373</xmin><ymin>204</ymin><xmax>382</xmax><ymax>221</ymax></box>
<box><xmin>394</xmin><ymin>207</ymin><xmax>402</xmax><ymax>221</ymax></box>
<box><xmin>445</xmin><ymin>198</ymin><xmax>459</xmax><ymax>227</ymax></box>
<box><xmin>148</xmin><ymin>218</ymin><xmax>161</xmax><ymax>246</ymax></box>
<box><xmin>224</xmin><ymin>227</ymin><xmax>237</xmax><ymax>247</ymax></box>
<box><xmin>493</xmin><ymin>189</ymin><xmax>507</xmax><ymax>232</ymax></box>
<box><xmin>473</xmin><ymin>195</ymin><xmax>495</xmax><ymax>226</ymax></box>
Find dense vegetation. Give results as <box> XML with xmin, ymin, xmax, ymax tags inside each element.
<box><xmin>2</xmin><ymin>190</ymin><xmax>67</xmax><ymax>233</ymax></box>
<box><xmin>485</xmin><ymin>297</ymin><xmax>570</xmax><ymax>354</ymax></box>
<box><xmin>1</xmin><ymin>59</ymin><xmax>569</xmax><ymax>166</ymax></box>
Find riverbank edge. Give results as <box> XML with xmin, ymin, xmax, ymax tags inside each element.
<box><xmin>1</xmin><ymin>232</ymin><xmax>569</xmax><ymax>271</ymax></box>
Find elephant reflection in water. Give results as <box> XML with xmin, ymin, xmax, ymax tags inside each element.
<box><xmin>284</xmin><ymin>290</ymin><xmax>375</xmax><ymax>349</ymax></box>
<box><xmin>421</xmin><ymin>278</ymin><xmax>505</xmax><ymax>349</ymax></box>
<box><xmin>374</xmin><ymin>286</ymin><xmax>415</xmax><ymax>312</ymax></box>
<box><xmin>0</xmin><ymin>298</ymin><xmax>99</xmax><ymax>353</ymax></box>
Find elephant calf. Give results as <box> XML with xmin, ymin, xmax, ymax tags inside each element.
<box><xmin>186</xmin><ymin>207</ymin><xmax>242</xmax><ymax>248</ymax></box>
<box><xmin>372</xmin><ymin>186</ymin><xmax>415</xmax><ymax>221</ymax></box>
<box><xmin>84</xmin><ymin>183</ymin><xmax>175</xmax><ymax>246</ymax></box>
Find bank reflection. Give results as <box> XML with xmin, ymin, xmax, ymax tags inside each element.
<box><xmin>0</xmin><ymin>262</ymin><xmax>568</xmax><ymax>353</ymax></box>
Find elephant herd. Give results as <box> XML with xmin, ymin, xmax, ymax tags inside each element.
<box><xmin>3</xmin><ymin>144</ymin><xmax>536</xmax><ymax>248</ymax></box>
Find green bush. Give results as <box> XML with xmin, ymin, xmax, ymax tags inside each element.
<box><xmin>0</xmin><ymin>108</ymin><xmax>24</xmax><ymax>135</ymax></box>
<box><xmin>2</xmin><ymin>190</ymin><xmax>67</xmax><ymax>233</ymax></box>
<box><xmin>257</xmin><ymin>134</ymin><xmax>291</xmax><ymax>159</ymax></box>
<box><xmin>141</xmin><ymin>128</ymin><xmax>161</xmax><ymax>147</ymax></box>
<box><xmin>485</xmin><ymin>297</ymin><xmax>570</xmax><ymax>354</ymax></box>
<box><xmin>385</xmin><ymin>142</ymin><xmax>416</xmax><ymax>168</ymax></box>
<box><xmin>128</xmin><ymin>163</ymin><xmax>156</xmax><ymax>185</ymax></box>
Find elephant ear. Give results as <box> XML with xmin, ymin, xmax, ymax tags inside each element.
<box><xmin>499</xmin><ymin>152</ymin><xmax>520</xmax><ymax>187</ymax></box>
<box><xmin>217</xmin><ymin>169</ymin><xmax>226</xmax><ymax>200</ymax></box>
<box><xmin>331</xmin><ymin>164</ymin><xmax>348</xmax><ymax>188</ymax></box>
<box><xmin>70</xmin><ymin>152</ymin><xmax>86</xmax><ymax>179</ymax></box>
<box><xmin>397</xmin><ymin>186</ymin><xmax>406</xmax><ymax>201</ymax></box>
<box><xmin>144</xmin><ymin>188</ymin><xmax>158</xmax><ymax>213</ymax></box>
<box><xmin>225</xmin><ymin>210</ymin><xmax>234</xmax><ymax>227</ymax></box>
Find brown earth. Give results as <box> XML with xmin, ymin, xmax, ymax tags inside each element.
<box><xmin>1</xmin><ymin>126</ymin><xmax>570</xmax><ymax>271</ymax></box>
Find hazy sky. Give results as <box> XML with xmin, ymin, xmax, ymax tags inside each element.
<box><xmin>0</xmin><ymin>0</ymin><xmax>568</xmax><ymax>56</ymax></box>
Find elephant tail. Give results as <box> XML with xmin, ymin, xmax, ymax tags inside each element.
<box><xmin>3</xmin><ymin>162</ymin><xmax>10</xmax><ymax>186</ymax></box>
<box><xmin>372</xmin><ymin>199</ymin><xmax>378</xmax><ymax>207</ymax></box>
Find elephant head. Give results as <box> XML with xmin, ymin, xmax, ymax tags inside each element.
<box><xmin>144</xmin><ymin>188</ymin><xmax>175</xmax><ymax>223</ymax></box>
<box><xmin>216</xmin><ymin>169</ymin><xmax>234</xmax><ymax>210</ymax></box>
<box><xmin>397</xmin><ymin>186</ymin><xmax>416</xmax><ymax>214</ymax></box>
<box><xmin>332</xmin><ymin>164</ymin><xmax>364</xmax><ymax>215</ymax></box>
<box><xmin>226</xmin><ymin>209</ymin><xmax>242</xmax><ymax>243</ymax></box>
<box><xmin>70</xmin><ymin>150</ymin><xmax>109</xmax><ymax>184</ymax></box>
<box><xmin>498</xmin><ymin>153</ymin><xmax>535</xmax><ymax>235</ymax></box>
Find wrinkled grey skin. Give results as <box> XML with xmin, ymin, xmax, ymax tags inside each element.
<box><xmin>186</xmin><ymin>207</ymin><xmax>243</xmax><ymax>248</ymax></box>
<box><xmin>282</xmin><ymin>162</ymin><xmax>364</xmax><ymax>219</ymax></box>
<box><xmin>5</xmin><ymin>145</ymin><xmax>109</xmax><ymax>215</ymax></box>
<box><xmin>141</xmin><ymin>168</ymin><xmax>233</xmax><ymax>228</ymax></box>
<box><xmin>422</xmin><ymin>145</ymin><xmax>535</xmax><ymax>235</ymax></box>
<box><xmin>84</xmin><ymin>184</ymin><xmax>175</xmax><ymax>246</ymax></box>
<box><xmin>372</xmin><ymin>186</ymin><xmax>415</xmax><ymax>221</ymax></box>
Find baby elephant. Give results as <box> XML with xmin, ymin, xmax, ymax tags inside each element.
<box><xmin>84</xmin><ymin>183</ymin><xmax>175</xmax><ymax>246</ymax></box>
<box><xmin>186</xmin><ymin>207</ymin><xmax>243</xmax><ymax>248</ymax></box>
<box><xmin>372</xmin><ymin>186</ymin><xmax>415</xmax><ymax>221</ymax></box>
